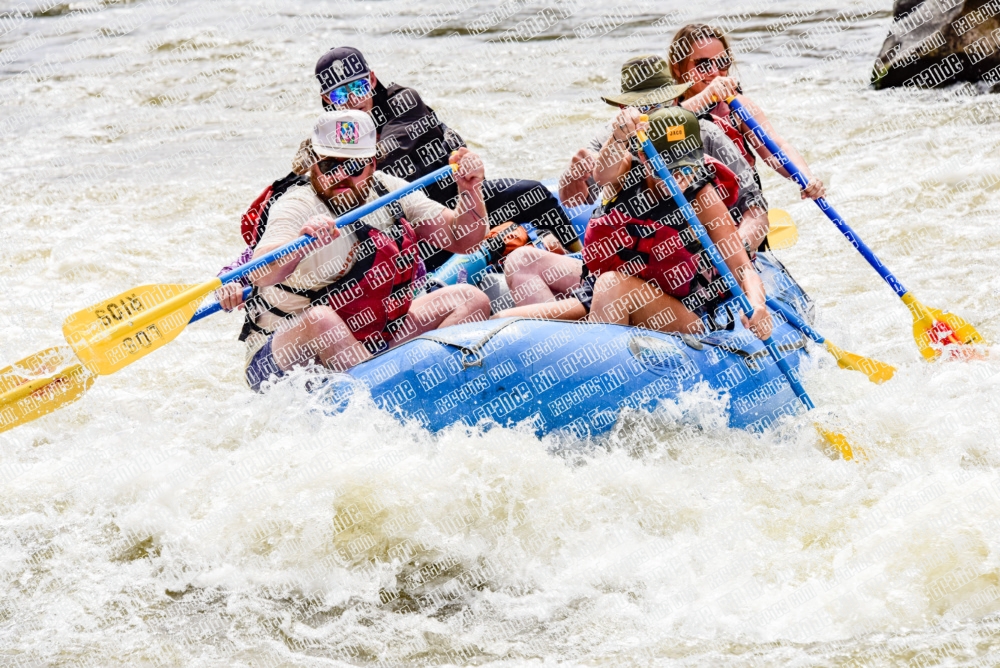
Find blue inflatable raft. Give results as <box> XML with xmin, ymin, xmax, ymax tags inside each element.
<box><xmin>318</xmin><ymin>252</ymin><xmax>817</xmax><ymax>438</ymax></box>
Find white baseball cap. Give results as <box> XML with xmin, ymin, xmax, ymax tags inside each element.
<box><xmin>312</xmin><ymin>110</ymin><xmax>377</xmax><ymax>158</ymax></box>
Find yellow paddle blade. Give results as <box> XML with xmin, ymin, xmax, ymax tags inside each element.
<box><xmin>766</xmin><ymin>209</ymin><xmax>799</xmax><ymax>250</ymax></box>
<box><xmin>62</xmin><ymin>280</ymin><xmax>221</xmax><ymax>375</ymax></box>
<box><xmin>823</xmin><ymin>341</ymin><xmax>896</xmax><ymax>384</ymax></box>
<box><xmin>0</xmin><ymin>347</ymin><xmax>76</xmax><ymax>400</ymax></box>
<box><xmin>0</xmin><ymin>347</ymin><xmax>95</xmax><ymax>434</ymax></box>
<box><xmin>901</xmin><ymin>293</ymin><xmax>987</xmax><ymax>361</ymax></box>
<box><xmin>815</xmin><ymin>424</ymin><xmax>866</xmax><ymax>462</ymax></box>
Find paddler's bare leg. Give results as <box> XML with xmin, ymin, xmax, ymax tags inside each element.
<box><xmin>390</xmin><ymin>284</ymin><xmax>490</xmax><ymax>346</ymax></box>
<box><xmin>504</xmin><ymin>247</ymin><xmax>583</xmax><ymax>306</ymax></box>
<box><xmin>491</xmin><ymin>299</ymin><xmax>587</xmax><ymax>321</ymax></box>
<box><xmin>588</xmin><ymin>272</ymin><xmax>703</xmax><ymax>334</ymax></box>
<box><xmin>271</xmin><ymin>306</ymin><xmax>370</xmax><ymax>373</ymax></box>
<box><xmin>740</xmin><ymin>205</ymin><xmax>770</xmax><ymax>251</ymax></box>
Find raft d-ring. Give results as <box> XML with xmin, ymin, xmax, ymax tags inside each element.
<box><xmin>461</xmin><ymin>349</ymin><xmax>483</xmax><ymax>368</ymax></box>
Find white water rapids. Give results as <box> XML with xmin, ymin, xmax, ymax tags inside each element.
<box><xmin>3</xmin><ymin>1</ymin><xmax>1000</xmax><ymax>665</ymax></box>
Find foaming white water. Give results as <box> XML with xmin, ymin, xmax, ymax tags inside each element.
<box><xmin>3</xmin><ymin>1</ymin><xmax>1000</xmax><ymax>665</ymax></box>
<box><xmin>8</xmin><ymin>361</ymin><xmax>1000</xmax><ymax>664</ymax></box>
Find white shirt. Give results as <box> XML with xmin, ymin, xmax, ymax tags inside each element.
<box><xmin>245</xmin><ymin>170</ymin><xmax>448</xmax><ymax>363</ymax></box>
<box><xmin>256</xmin><ymin>170</ymin><xmax>447</xmax><ymax>288</ymax></box>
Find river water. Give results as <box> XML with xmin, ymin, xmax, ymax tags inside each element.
<box><xmin>3</xmin><ymin>0</ymin><xmax>1000</xmax><ymax>665</ymax></box>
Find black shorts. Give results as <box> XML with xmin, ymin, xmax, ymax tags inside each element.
<box><xmin>566</xmin><ymin>265</ymin><xmax>595</xmax><ymax>314</ymax></box>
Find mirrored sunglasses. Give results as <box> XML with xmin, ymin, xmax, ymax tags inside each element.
<box><xmin>325</xmin><ymin>78</ymin><xmax>371</xmax><ymax>105</ymax></box>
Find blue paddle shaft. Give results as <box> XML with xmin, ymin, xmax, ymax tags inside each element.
<box><xmin>193</xmin><ymin>166</ymin><xmax>456</xmax><ymax>326</ymax></box>
<box><xmin>217</xmin><ymin>165</ymin><xmax>456</xmax><ymax>287</ymax></box>
<box><xmin>190</xmin><ymin>286</ymin><xmax>253</xmax><ymax>323</ymax></box>
<box><xmin>637</xmin><ymin>133</ymin><xmax>815</xmax><ymax>411</ymax></box>
<box><xmin>727</xmin><ymin>98</ymin><xmax>908</xmax><ymax>298</ymax></box>
<box><xmin>765</xmin><ymin>296</ymin><xmax>824</xmax><ymax>345</ymax></box>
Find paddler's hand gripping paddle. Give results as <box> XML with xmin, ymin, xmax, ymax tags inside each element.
<box><xmin>0</xmin><ymin>165</ymin><xmax>459</xmax><ymax>434</ymax></box>
<box><xmin>726</xmin><ymin>97</ymin><xmax>986</xmax><ymax>361</ymax></box>
<box><xmin>636</xmin><ymin>116</ymin><xmax>858</xmax><ymax>460</ymax></box>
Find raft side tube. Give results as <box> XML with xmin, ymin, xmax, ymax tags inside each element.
<box><xmin>324</xmin><ymin>313</ymin><xmax>810</xmax><ymax>439</ymax></box>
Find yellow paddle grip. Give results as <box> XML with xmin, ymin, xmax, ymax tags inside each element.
<box><xmin>636</xmin><ymin>114</ymin><xmax>649</xmax><ymax>143</ymax></box>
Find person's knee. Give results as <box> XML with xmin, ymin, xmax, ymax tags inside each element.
<box><xmin>453</xmin><ymin>284</ymin><xmax>490</xmax><ymax>320</ymax></box>
<box><xmin>301</xmin><ymin>305</ymin><xmax>353</xmax><ymax>344</ymax></box>
<box><xmin>571</xmin><ymin>148</ymin><xmax>595</xmax><ymax>173</ymax></box>
<box><xmin>504</xmin><ymin>246</ymin><xmax>543</xmax><ymax>276</ymax></box>
<box><xmin>419</xmin><ymin>284</ymin><xmax>490</xmax><ymax>323</ymax></box>
<box><xmin>593</xmin><ymin>271</ymin><xmax>623</xmax><ymax>293</ymax></box>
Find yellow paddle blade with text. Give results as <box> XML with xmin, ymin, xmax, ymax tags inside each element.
<box><xmin>62</xmin><ymin>280</ymin><xmax>220</xmax><ymax>375</ymax></box>
<box><xmin>0</xmin><ymin>347</ymin><xmax>95</xmax><ymax>434</ymax></box>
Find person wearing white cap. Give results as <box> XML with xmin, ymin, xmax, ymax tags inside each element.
<box><xmin>238</xmin><ymin>109</ymin><xmax>491</xmax><ymax>390</ymax></box>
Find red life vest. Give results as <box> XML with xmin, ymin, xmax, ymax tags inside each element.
<box><xmin>241</xmin><ymin>172</ymin><xmax>309</xmax><ymax>249</ymax></box>
<box><xmin>708</xmin><ymin>100</ymin><xmax>756</xmax><ymax>170</ymax></box>
<box><xmin>705</xmin><ymin>155</ymin><xmax>739</xmax><ymax>209</ymax></box>
<box><xmin>239</xmin><ymin>177</ymin><xmax>421</xmax><ymax>352</ymax></box>
<box><xmin>582</xmin><ymin>167</ymin><xmax>725</xmax><ymax>311</ymax></box>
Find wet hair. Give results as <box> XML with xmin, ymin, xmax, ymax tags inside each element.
<box><xmin>668</xmin><ymin>24</ymin><xmax>732</xmax><ymax>91</ymax></box>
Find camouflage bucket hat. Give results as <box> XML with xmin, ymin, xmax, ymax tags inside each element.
<box><xmin>646</xmin><ymin>107</ymin><xmax>704</xmax><ymax>169</ymax></box>
<box><xmin>601</xmin><ymin>55</ymin><xmax>692</xmax><ymax>107</ymax></box>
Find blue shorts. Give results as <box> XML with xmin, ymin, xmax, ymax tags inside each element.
<box><xmin>246</xmin><ymin>337</ymin><xmax>284</xmax><ymax>392</ymax></box>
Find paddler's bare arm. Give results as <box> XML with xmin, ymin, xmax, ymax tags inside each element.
<box><xmin>731</xmin><ymin>95</ymin><xmax>826</xmax><ymax>200</ymax></box>
<box><xmin>415</xmin><ymin>147</ymin><xmax>488</xmax><ymax>254</ymax></box>
<box><xmin>738</xmin><ymin>205</ymin><xmax>770</xmax><ymax>251</ymax></box>
<box><xmin>681</xmin><ymin>80</ymin><xmax>826</xmax><ymax>201</ymax></box>
<box><xmin>593</xmin><ymin>107</ymin><xmax>647</xmax><ymax>199</ymax></box>
<box><xmin>695</xmin><ymin>184</ymin><xmax>773</xmax><ymax>340</ymax></box>
<box><xmin>248</xmin><ymin>217</ymin><xmax>338</xmax><ymax>287</ymax></box>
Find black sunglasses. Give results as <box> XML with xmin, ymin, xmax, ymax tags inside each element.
<box><xmin>317</xmin><ymin>156</ymin><xmax>373</xmax><ymax>178</ymax></box>
<box><xmin>693</xmin><ymin>55</ymin><xmax>732</xmax><ymax>74</ymax></box>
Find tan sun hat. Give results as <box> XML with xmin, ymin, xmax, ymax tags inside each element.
<box><xmin>601</xmin><ymin>54</ymin><xmax>691</xmax><ymax>107</ymax></box>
